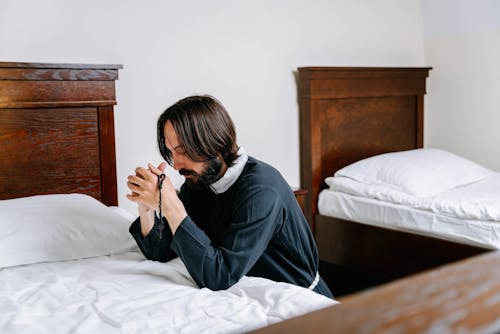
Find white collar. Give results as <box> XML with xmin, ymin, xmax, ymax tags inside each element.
<box><xmin>210</xmin><ymin>147</ymin><xmax>248</xmax><ymax>194</ymax></box>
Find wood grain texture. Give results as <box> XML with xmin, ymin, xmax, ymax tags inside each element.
<box><xmin>319</xmin><ymin>95</ymin><xmax>418</xmax><ymax>182</ymax></box>
<box><xmin>298</xmin><ymin>67</ymin><xmax>431</xmax><ymax>231</ymax></box>
<box><xmin>292</xmin><ymin>188</ymin><xmax>308</xmax><ymax>226</ymax></box>
<box><xmin>0</xmin><ymin>81</ymin><xmax>117</xmax><ymax>108</ymax></box>
<box><xmin>98</xmin><ymin>106</ymin><xmax>118</xmax><ymax>206</ymax></box>
<box><xmin>251</xmin><ymin>251</ymin><xmax>500</xmax><ymax>334</ymax></box>
<box><xmin>0</xmin><ymin>68</ymin><xmax>119</xmax><ymax>81</ymax></box>
<box><xmin>0</xmin><ymin>61</ymin><xmax>122</xmax><ymax>69</ymax></box>
<box><xmin>0</xmin><ymin>108</ymin><xmax>101</xmax><ymax>200</ymax></box>
<box><xmin>0</xmin><ymin>61</ymin><xmax>121</xmax><ymax>206</ymax></box>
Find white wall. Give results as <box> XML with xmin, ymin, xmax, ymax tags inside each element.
<box><xmin>0</xmin><ymin>0</ymin><xmax>425</xmax><ymax>213</ymax></box>
<box><xmin>422</xmin><ymin>0</ymin><xmax>500</xmax><ymax>171</ymax></box>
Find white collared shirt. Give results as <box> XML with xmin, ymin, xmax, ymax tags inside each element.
<box><xmin>210</xmin><ymin>147</ymin><xmax>248</xmax><ymax>194</ymax></box>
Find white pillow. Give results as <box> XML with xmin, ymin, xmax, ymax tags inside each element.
<box><xmin>0</xmin><ymin>194</ymin><xmax>137</xmax><ymax>268</ymax></box>
<box><xmin>333</xmin><ymin>148</ymin><xmax>491</xmax><ymax>197</ymax></box>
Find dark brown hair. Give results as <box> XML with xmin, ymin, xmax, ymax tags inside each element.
<box><xmin>157</xmin><ymin>95</ymin><xmax>239</xmax><ymax>167</ymax></box>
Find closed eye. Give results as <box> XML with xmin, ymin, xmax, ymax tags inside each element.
<box><xmin>173</xmin><ymin>145</ymin><xmax>187</xmax><ymax>155</ymax></box>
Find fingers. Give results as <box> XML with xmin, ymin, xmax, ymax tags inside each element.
<box><xmin>128</xmin><ymin>165</ymin><xmax>158</xmax><ymax>189</ymax></box>
<box><xmin>135</xmin><ymin>167</ymin><xmax>155</xmax><ymax>181</ymax></box>
<box><xmin>127</xmin><ymin>166</ymin><xmax>155</xmax><ymax>198</ymax></box>
<box><xmin>126</xmin><ymin>181</ymin><xmax>140</xmax><ymax>194</ymax></box>
<box><xmin>127</xmin><ymin>174</ymin><xmax>147</xmax><ymax>194</ymax></box>
<box><xmin>147</xmin><ymin>165</ymin><xmax>175</xmax><ymax>191</ymax></box>
<box><xmin>126</xmin><ymin>163</ymin><xmax>168</xmax><ymax>205</ymax></box>
<box><xmin>126</xmin><ymin>193</ymin><xmax>138</xmax><ymax>201</ymax></box>
<box><xmin>148</xmin><ymin>163</ymin><xmax>164</xmax><ymax>176</ymax></box>
<box><xmin>127</xmin><ymin>174</ymin><xmax>143</xmax><ymax>186</ymax></box>
<box><xmin>132</xmin><ymin>163</ymin><xmax>167</xmax><ymax>178</ymax></box>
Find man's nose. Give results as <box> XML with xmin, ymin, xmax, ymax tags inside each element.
<box><xmin>172</xmin><ymin>155</ymin><xmax>184</xmax><ymax>171</ymax></box>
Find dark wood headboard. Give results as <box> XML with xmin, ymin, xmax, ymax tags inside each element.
<box><xmin>298</xmin><ymin>67</ymin><xmax>431</xmax><ymax>232</ymax></box>
<box><xmin>0</xmin><ymin>62</ymin><xmax>122</xmax><ymax>206</ymax></box>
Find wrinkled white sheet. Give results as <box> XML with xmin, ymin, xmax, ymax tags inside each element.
<box><xmin>319</xmin><ymin>174</ymin><xmax>500</xmax><ymax>248</ymax></box>
<box><xmin>0</xmin><ymin>252</ymin><xmax>335</xmax><ymax>334</ymax></box>
<box><xmin>325</xmin><ymin>173</ymin><xmax>500</xmax><ymax>221</ymax></box>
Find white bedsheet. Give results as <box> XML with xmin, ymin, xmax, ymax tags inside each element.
<box><xmin>0</xmin><ymin>252</ymin><xmax>335</xmax><ymax>334</ymax></box>
<box><xmin>318</xmin><ymin>177</ymin><xmax>500</xmax><ymax>249</ymax></box>
<box><xmin>325</xmin><ymin>173</ymin><xmax>500</xmax><ymax>221</ymax></box>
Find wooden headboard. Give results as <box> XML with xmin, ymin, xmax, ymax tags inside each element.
<box><xmin>0</xmin><ymin>62</ymin><xmax>122</xmax><ymax>206</ymax></box>
<box><xmin>298</xmin><ymin>67</ymin><xmax>431</xmax><ymax>232</ymax></box>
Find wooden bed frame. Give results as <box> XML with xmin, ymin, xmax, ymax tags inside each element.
<box><xmin>297</xmin><ymin>67</ymin><xmax>489</xmax><ymax>294</ymax></box>
<box><xmin>0</xmin><ymin>61</ymin><xmax>122</xmax><ymax>205</ymax></box>
<box><xmin>251</xmin><ymin>249</ymin><xmax>500</xmax><ymax>334</ymax></box>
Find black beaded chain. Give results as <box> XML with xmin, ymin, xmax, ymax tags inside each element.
<box><xmin>155</xmin><ymin>173</ymin><xmax>166</xmax><ymax>239</ymax></box>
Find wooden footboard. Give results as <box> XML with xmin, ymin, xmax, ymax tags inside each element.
<box><xmin>251</xmin><ymin>250</ymin><xmax>500</xmax><ymax>334</ymax></box>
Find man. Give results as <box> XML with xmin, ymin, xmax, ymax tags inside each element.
<box><xmin>126</xmin><ymin>95</ymin><xmax>333</xmax><ymax>298</ymax></box>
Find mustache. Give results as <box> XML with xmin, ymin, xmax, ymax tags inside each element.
<box><xmin>179</xmin><ymin>169</ymin><xmax>199</xmax><ymax>177</ymax></box>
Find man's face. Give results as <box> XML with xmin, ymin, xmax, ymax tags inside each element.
<box><xmin>163</xmin><ymin>121</ymin><xmax>222</xmax><ymax>189</ymax></box>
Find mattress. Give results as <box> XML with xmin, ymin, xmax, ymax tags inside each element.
<box><xmin>318</xmin><ymin>174</ymin><xmax>500</xmax><ymax>249</ymax></box>
<box><xmin>0</xmin><ymin>251</ymin><xmax>335</xmax><ymax>334</ymax></box>
<box><xmin>0</xmin><ymin>193</ymin><xmax>336</xmax><ymax>333</ymax></box>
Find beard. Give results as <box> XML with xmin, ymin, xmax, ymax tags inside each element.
<box><xmin>179</xmin><ymin>157</ymin><xmax>223</xmax><ymax>191</ymax></box>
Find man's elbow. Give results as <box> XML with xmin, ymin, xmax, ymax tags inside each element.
<box><xmin>201</xmin><ymin>275</ymin><xmax>241</xmax><ymax>291</ymax></box>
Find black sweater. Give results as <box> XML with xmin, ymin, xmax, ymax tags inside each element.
<box><xmin>129</xmin><ymin>157</ymin><xmax>333</xmax><ymax>298</ymax></box>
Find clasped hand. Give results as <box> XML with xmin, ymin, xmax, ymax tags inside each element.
<box><xmin>126</xmin><ymin>162</ymin><xmax>187</xmax><ymax>233</ymax></box>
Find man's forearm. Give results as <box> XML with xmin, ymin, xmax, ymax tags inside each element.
<box><xmin>139</xmin><ymin>207</ymin><xmax>155</xmax><ymax>237</ymax></box>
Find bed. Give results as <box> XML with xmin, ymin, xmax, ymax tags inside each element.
<box><xmin>297</xmin><ymin>67</ymin><xmax>492</xmax><ymax>294</ymax></box>
<box><xmin>319</xmin><ymin>147</ymin><xmax>500</xmax><ymax>249</ymax></box>
<box><xmin>0</xmin><ymin>61</ymin><xmax>335</xmax><ymax>333</ymax></box>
